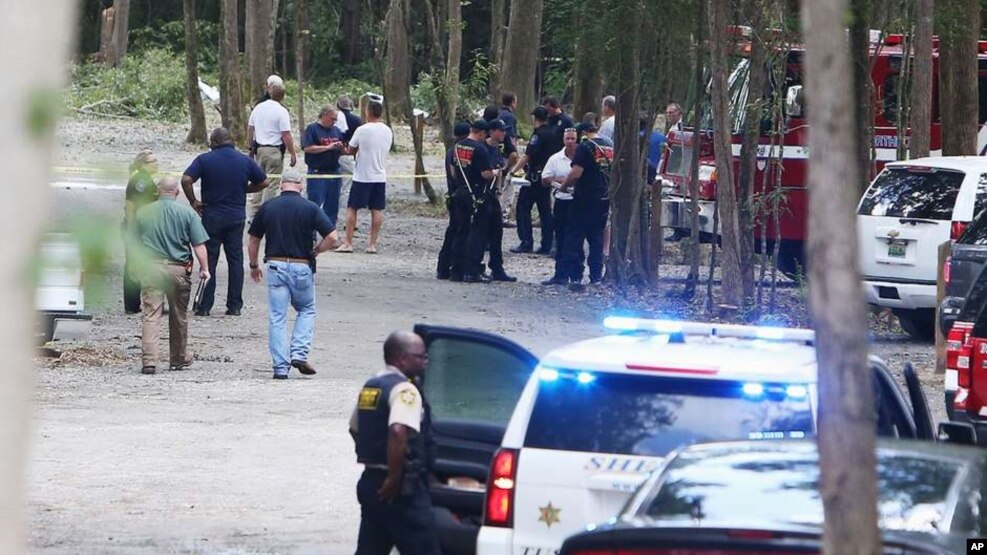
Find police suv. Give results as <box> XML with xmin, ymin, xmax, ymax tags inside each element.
<box><xmin>415</xmin><ymin>318</ymin><xmax>935</xmax><ymax>555</ymax></box>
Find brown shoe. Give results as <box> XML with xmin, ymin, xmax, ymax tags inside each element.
<box><xmin>291</xmin><ymin>359</ymin><xmax>317</xmax><ymax>375</ymax></box>
<box><xmin>170</xmin><ymin>354</ymin><xmax>194</xmax><ymax>371</ymax></box>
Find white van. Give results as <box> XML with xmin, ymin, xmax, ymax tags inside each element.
<box><xmin>857</xmin><ymin>157</ymin><xmax>987</xmax><ymax>340</ymax></box>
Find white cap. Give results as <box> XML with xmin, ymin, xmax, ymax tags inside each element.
<box><xmin>267</xmin><ymin>74</ymin><xmax>284</xmax><ymax>88</ymax></box>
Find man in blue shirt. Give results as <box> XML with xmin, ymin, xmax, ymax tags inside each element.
<box><xmin>498</xmin><ymin>93</ymin><xmax>519</xmax><ymax>141</ymax></box>
<box><xmin>181</xmin><ymin>127</ymin><xmax>269</xmax><ymax>317</ymax></box>
<box><xmin>303</xmin><ymin>106</ymin><xmax>346</xmax><ymax>230</ymax></box>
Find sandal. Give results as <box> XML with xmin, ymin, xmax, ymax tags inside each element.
<box><xmin>365</xmin><ymin>247</ymin><xmax>378</xmax><ymax>254</ymax></box>
<box><xmin>335</xmin><ymin>245</ymin><xmax>354</xmax><ymax>253</ymax></box>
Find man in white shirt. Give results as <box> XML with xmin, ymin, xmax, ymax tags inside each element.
<box><xmin>599</xmin><ymin>95</ymin><xmax>616</xmax><ymax>141</ymax></box>
<box><xmin>247</xmin><ymin>82</ymin><xmax>296</xmax><ymax>219</ymax></box>
<box><xmin>540</xmin><ymin>127</ymin><xmax>579</xmax><ymax>285</ymax></box>
<box><xmin>338</xmin><ymin>100</ymin><xmax>393</xmax><ymax>254</ymax></box>
<box><xmin>665</xmin><ymin>102</ymin><xmax>683</xmax><ymax>132</ymax></box>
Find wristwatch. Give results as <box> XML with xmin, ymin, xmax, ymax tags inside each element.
<box><xmin>249</xmin><ymin>262</ymin><xmax>259</xmax><ymax>269</ymax></box>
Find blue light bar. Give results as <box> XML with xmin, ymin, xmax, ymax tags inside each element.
<box><xmin>786</xmin><ymin>385</ymin><xmax>809</xmax><ymax>399</ymax></box>
<box><xmin>755</xmin><ymin>327</ymin><xmax>786</xmax><ymax>340</ymax></box>
<box><xmin>742</xmin><ymin>383</ymin><xmax>765</xmax><ymax>397</ymax></box>
<box><xmin>577</xmin><ymin>372</ymin><xmax>596</xmax><ymax>384</ymax></box>
<box><xmin>601</xmin><ymin>317</ymin><xmax>814</xmax><ymax>344</ymax></box>
<box><xmin>538</xmin><ymin>368</ymin><xmax>560</xmax><ymax>382</ymax></box>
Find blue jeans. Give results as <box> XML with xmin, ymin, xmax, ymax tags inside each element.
<box><xmin>307</xmin><ymin>171</ymin><xmax>342</xmax><ymax>230</ymax></box>
<box><xmin>266</xmin><ymin>260</ymin><xmax>316</xmax><ymax>376</ymax></box>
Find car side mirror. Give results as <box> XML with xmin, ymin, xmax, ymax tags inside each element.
<box><xmin>938</xmin><ymin>421</ymin><xmax>978</xmax><ymax>445</ymax></box>
<box><xmin>786</xmin><ymin>86</ymin><xmax>804</xmax><ymax>119</ymax></box>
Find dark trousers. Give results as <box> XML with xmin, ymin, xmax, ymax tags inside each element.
<box><xmin>551</xmin><ymin>198</ymin><xmax>571</xmax><ymax>279</ymax></box>
<box><xmin>560</xmin><ymin>197</ymin><xmax>609</xmax><ymax>282</ymax></box>
<box><xmin>437</xmin><ymin>192</ymin><xmax>470</xmax><ymax>278</ymax></box>
<box><xmin>307</xmin><ymin>171</ymin><xmax>342</xmax><ymax>230</ymax></box>
<box><xmin>201</xmin><ymin>215</ymin><xmax>245</xmax><ymax>312</ymax></box>
<box><xmin>355</xmin><ymin>470</ymin><xmax>441</xmax><ymax>555</ymax></box>
<box><xmin>468</xmin><ymin>194</ymin><xmax>505</xmax><ymax>274</ymax></box>
<box><xmin>516</xmin><ymin>184</ymin><xmax>554</xmax><ymax>250</ymax></box>
<box><xmin>122</xmin><ymin>223</ymin><xmax>142</xmax><ymax>313</ymax></box>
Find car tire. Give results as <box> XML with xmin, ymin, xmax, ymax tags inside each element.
<box><xmin>894</xmin><ymin>308</ymin><xmax>936</xmax><ymax>342</ymax></box>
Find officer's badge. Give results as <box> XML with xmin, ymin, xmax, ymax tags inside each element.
<box><xmin>358</xmin><ymin>387</ymin><xmax>382</xmax><ymax>410</ymax></box>
<box><xmin>135</xmin><ymin>181</ymin><xmax>147</xmax><ymax>193</ymax></box>
<box><xmin>398</xmin><ymin>388</ymin><xmax>418</xmax><ymax>406</ymax></box>
<box><xmin>538</xmin><ymin>502</ymin><xmax>561</xmax><ymax>528</ymax></box>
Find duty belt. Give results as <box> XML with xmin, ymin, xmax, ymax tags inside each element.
<box><xmin>267</xmin><ymin>256</ymin><xmax>310</xmax><ymax>264</ymax></box>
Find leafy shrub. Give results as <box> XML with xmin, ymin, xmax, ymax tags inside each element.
<box><xmin>130</xmin><ymin>21</ymin><xmax>220</xmax><ymax>71</ymax></box>
<box><xmin>69</xmin><ymin>48</ymin><xmax>190</xmax><ymax>122</ymax></box>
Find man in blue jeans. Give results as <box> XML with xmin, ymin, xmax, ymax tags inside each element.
<box><xmin>247</xmin><ymin>168</ymin><xmax>339</xmax><ymax>379</ymax></box>
<box><xmin>182</xmin><ymin>127</ymin><xmax>269</xmax><ymax>317</ymax></box>
<box><xmin>302</xmin><ymin>105</ymin><xmax>345</xmax><ymax>230</ymax></box>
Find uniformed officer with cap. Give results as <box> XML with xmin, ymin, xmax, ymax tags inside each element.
<box><xmin>509</xmin><ymin>106</ymin><xmax>556</xmax><ymax>254</ymax></box>
<box><xmin>350</xmin><ymin>330</ymin><xmax>439</xmax><ymax>555</ymax></box>
<box><xmin>436</xmin><ymin>122</ymin><xmax>472</xmax><ymax>279</ymax></box>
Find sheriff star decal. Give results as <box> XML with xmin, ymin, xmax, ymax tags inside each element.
<box><xmin>398</xmin><ymin>388</ymin><xmax>418</xmax><ymax>406</ymax></box>
<box><xmin>538</xmin><ymin>502</ymin><xmax>561</xmax><ymax>528</ymax></box>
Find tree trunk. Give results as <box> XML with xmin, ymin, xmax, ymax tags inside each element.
<box><xmin>938</xmin><ymin>0</ymin><xmax>979</xmax><ymax>155</ymax></box>
<box><xmin>489</xmin><ymin>0</ymin><xmax>507</xmax><ymax>97</ymax></box>
<box><xmin>685</xmin><ymin>0</ymin><xmax>706</xmax><ymax>298</ymax></box>
<box><xmin>802</xmin><ymin>2</ymin><xmax>881</xmax><ymax>554</ymax></box>
<box><xmin>707</xmin><ymin>0</ymin><xmax>746</xmax><ymax>309</ymax></box>
<box><xmin>219</xmin><ymin>0</ymin><xmax>246</xmax><ymax>146</ymax></box>
<box><xmin>183</xmin><ymin>0</ymin><xmax>207</xmax><ymax>145</ymax></box>
<box><xmin>342</xmin><ymin>0</ymin><xmax>364</xmax><ymax>65</ymax></box>
<box><xmin>849</xmin><ymin>0</ymin><xmax>875</xmax><ymax>190</ymax></box>
<box><xmin>572</xmin><ymin>2</ymin><xmax>603</xmax><ymax>122</ymax></box>
<box><xmin>737</xmin><ymin>0</ymin><xmax>766</xmax><ymax>304</ymax></box>
<box><xmin>909</xmin><ymin>0</ymin><xmax>934</xmax><ymax>159</ymax></box>
<box><xmin>500</xmin><ymin>0</ymin><xmax>544</xmax><ymax>118</ymax></box>
<box><xmin>2</xmin><ymin>1</ymin><xmax>78</xmax><ymax>552</ymax></box>
<box><xmin>294</xmin><ymin>0</ymin><xmax>308</xmax><ymax>137</ymax></box>
<box><xmin>245</xmin><ymin>0</ymin><xmax>277</xmax><ymax>102</ymax></box>
<box><xmin>112</xmin><ymin>0</ymin><xmax>130</xmax><ymax>65</ymax></box>
<box><xmin>383</xmin><ymin>0</ymin><xmax>412</xmax><ymax>123</ymax></box>
<box><xmin>442</xmin><ymin>0</ymin><xmax>463</xmax><ymax>143</ymax></box>
<box><xmin>98</xmin><ymin>7</ymin><xmax>116</xmax><ymax>65</ymax></box>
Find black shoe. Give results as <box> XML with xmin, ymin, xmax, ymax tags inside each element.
<box><xmin>463</xmin><ymin>274</ymin><xmax>491</xmax><ymax>283</ymax></box>
<box><xmin>449</xmin><ymin>274</ymin><xmax>464</xmax><ymax>282</ymax></box>
<box><xmin>170</xmin><ymin>354</ymin><xmax>194</xmax><ymax>371</ymax></box>
<box><xmin>541</xmin><ymin>276</ymin><xmax>568</xmax><ymax>286</ymax></box>
<box><xmin>535</xmin><ymin>247</ymin><xmax>552</xmax><ymax>255</ymax></box>
<box><xmin>273</xmin><ymin>374</ymin><xmax>288</xmax><ymax>380</ymax></box>
<box><xmin>569</xmin><ymin>282</ymin><xmax>586</xmax><ymax>292</ymax></box>
<box><xmin>490</xmin><ymin>272</ymin><xmax>518</xmax><ymax>282</ymax></box>
<box><xmin>225</xmin><ymin>309</ymin><xmax>241</xmax><ymax>316</ymax></box>
<box><xmin>510</xmin><ymin>245</ymin><xmax>533</xmax><ymax>254</ymax></box>
<box><xmin>291</xmin><ymin>359</ymin><xmax>317</xmax><ymax>375</ymax></box>
<box><xmin>503</xmin><ymin>221</ymin><xmax>517</xmax><ymax>229</ymax></box>
<box><xmin>194</xmin><ymin>310</ymin><xmax>210</xmax><ymax>317</ymax></box>
<box><xmin>141</xmin><ymin>366</ymin><xmax>156</xmax><ymax>375</ymax></box>
<box><xmin>436</xmin><ymin>272</ymin><xmax>451</xmax><ymax>280</ymax></box>
<box><xmin>125</xmin><ymin>308</ymin><xmax>141</xmax><ymax>315</ymax></box>
<box><xmin>589</xmin><ymin>277</ymin><xmax>603</xmax><ymax>285</ymax></box>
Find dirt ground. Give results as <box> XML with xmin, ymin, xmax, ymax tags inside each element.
<box><xmin>28</xmin><ymin>116</ymin><xmax>946</xmax><ymax>554</ymax></box>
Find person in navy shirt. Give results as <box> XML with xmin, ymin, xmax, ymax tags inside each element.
<box><xmin>303</xmin><ymin>106</ymin><xmax>346</xmax><ymax>230</ymax></box>
<box><xmin>181</xmin><ymin>127</ymin><xmax>268</xmax><ymax>317</ymax></box>
<box><xmin>436</xmin><ymin>122</ymin><xmax>471</xmax><ymax>279</ymax></box>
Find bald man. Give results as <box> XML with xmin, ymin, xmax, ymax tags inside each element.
<box><xmin>350</xmin><ymin>331</ymin><xmax>440</xmax><ymax>555</ymax></box>
<box><xmin>135</xmin><ymin>177</ymin><xmax>210</xmax><ymax>375</ymax></box>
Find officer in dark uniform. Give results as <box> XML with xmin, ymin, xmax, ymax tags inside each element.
<box><xmin>509</xmin><ymin>107</ymin><xmax>556</xmax><ymax>254</ymax></box>
<box><xmin>451</xmin><ymin>120</ymin><xmax>495</xmax><ymax>282</ymax></box>
<box><xmin>541</xmin><ymin>95</ymin><xmax>575</xmax><ymax>153</ymax></box>
<box><xmin>350</xmin><ymin>330</ymin><xmax>439</xmax><ymax>555</ymax></box>
<box><xmin>559</xmin><ymin>121</ymin><xmax>613</xmax><ymax>290</ymax></box>
<box><xmin>476</xmin><ymin>119</ymin><xmax>517</xmax><ymax>282</ymax></box>
<box><xmin>436</xmin><ymin>122</ymin><xmax>471</xmax><ymax>279</ymax></box>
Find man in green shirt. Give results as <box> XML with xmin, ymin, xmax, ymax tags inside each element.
<box><xmin>136</xmin><ymin>176</ymin><xmax>210</xmax><ymax>375</ymax></box>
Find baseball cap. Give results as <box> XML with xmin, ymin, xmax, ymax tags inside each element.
<box><xmin>336</xmin><ymin>94</ymin><xmax>354</xmax><ymax>111</ymax></box>
<box><xmin>282</xmin><ymin>168</ymin><xmax>304</xmax><ymax>183</ymax></box>
<box><xmin>453</xmin><ymin>122</ymin><xmax>471</xmax><ymax>137</ymax></box>
<box><xmin>487</xmin><ymin>119</ymin><xmax>507</xmax><ymax>131</ymax></box>
<box><xmin>576</xmin><ymin>121</ymin><xmax>598</xmax><ymax>134</ymax></box>
<box><xmin>267</xmin><ymin>74</ymin><xmax>284</xmax><ymax>87</ymax></box>
<box><xmin>531</xmin><ymin>106</ymin><xmax>549</xmax><ymax>121</ymax></box>
<box><xmin>470</xmin><ymin>119</ymin><xmax>488</xmax><ymax>131</ymax></box>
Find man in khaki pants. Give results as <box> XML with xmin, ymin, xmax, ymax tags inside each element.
<box><xmin>248</xmin><ymin>82</ymin><xmax>296</xmax><ymax>220</ymax></box>
<box><xmin>136</xmin><ymin>177</ymin><xmax>210</xmax><ymax>374</ymax></box>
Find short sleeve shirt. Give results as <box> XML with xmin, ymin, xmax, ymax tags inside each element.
<box><xmin>183</xmin><ymin>145</ymin><xmax>267</xmax><ymax>221</ymax></box>
<box><xmin>525</xmin><ymin>125</ymin><xmax>558</xmax><ymax>172</ymax></box>
<box><xmin>349</xmin><ymin>122</ymin><xmax>393</xmax><ymax>183</ymax></box>
<box><xmin>135</xmin><ymin>198</ymin><xmax>209</xmax><ymax>263</ymax></box>
<box><xmin>248</xmin><ymin>100</ymin><xmax>291</xmax><ymax>145</ymax></box>
<box><xmin>498</xmin><ymin>107</ymin><xmax>518</xmax><ymax>139</ymax></box>
<box><xmin>125</xmin><ymin>169</ymin><xmax>157</xmax><ymax>214</ymax></box>
<box><xmin>248</xmin><ymin>191</ymin><xmax>335</xmax><ymax>257</ymax></box>
<box><xmin>571</xmin><ymin>136</ymin><xmax>614</xmax><ymax>200</ymax></box>
<box><xmin>542</xmin><ymin>148</ymin><xmax>574</xmax><ymax>200</ymax></box>
<box><xmin>453</xmin><ymin>138</ymin><xmax>493</xmax><ymax>196</ymax></box>
<box><xmin>303</xmin><ymin>122</ymin><xmax>344</xmax><ymax>172</ymax></box>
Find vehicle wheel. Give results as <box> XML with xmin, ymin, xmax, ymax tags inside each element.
<box><xmin>38</xmin><ymin>315</ymin><xmax>55</xmax><ymax>344</ymax></box>
<box><xmin>894</xmin><ymin>309</ymin><xmax>936</xmax><ymax>342</ymax></box>
<box><xmin>777</xmin><ymin>252</ymin><xmax>804</xmax><ymax>280</ymax></box>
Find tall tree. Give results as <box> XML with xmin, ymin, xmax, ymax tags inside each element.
<box><xmin>98</xmin><ymin>0</ymin><xmax>130</xmax><ymax>66</ymax></box>
<box><xmin>500</xmin><ymin>0</ymin><xmax>544</xmax><ymax>118</ymax></box>
<box><xmin>3</xmin><ymin>1</ymin><xmax>78</xmax><ymax>552</ymax></box>
<box><xmin>183</xmin><ymin>0</ymin><xmax>207</xmax><ymax>145</ymax></box>
<box><xmin>572</xmin><ymin>1</ymin><xmax>604</xmax><ymax>121</ymax></box>
<box><xmin>245</xmin><ymin>0</ymin><xmax>278</xmax><ymax>101</ymax></box>
<box><xmin>938</xmin><ymin>0</ymin><xmax>979</xmax><ymax>155</ymax></box>
<box><xmin>849</xmin><ymin>0</ymin><xmax>875</xmax><ymax>191</ymax></box>
<box><xmin>294</xmin><ymin>0</ymin><xmax>308</xmax><ymax>136</ymax></box>
<box><xmin>341</xmin><ymin>0</ymin><xmax>365</xmax><ymax>65</ymax></box>
<box><xmin>383</xmin><ymin>0</ymin><xmax>412</xmax><ymax>122</ymax></box>
<box><xmin>219</xmin><ymin>0</ymin><xmax>246</xmax><ymax>145</ymax></box>
<box><xmin>909</xmin><ymin>0</ymin><xmax>934</xmax><ymax>159</ymax></box>
<box><xmin>423</xmin><ymin>0</ymin><xmax>463</xmax><ymax>147</ymax></box>
<box><xmin>802</xmin><ymin>1</ymin><xmax>881</xmax><ymax>554</ymax></box>
<box><xmin>707</xmin><ymin>0</ymin><xmax>748</xmax><ymax>309</ymax></box>
<box><xmin>488</xmin><ymin>0</ymin><xmax>507</xmax><ymax>97</ymax></box>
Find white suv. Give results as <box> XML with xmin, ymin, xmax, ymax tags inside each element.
<box><xmin>857</xmin><ymin>157</ymin><xmax>987</xmax><ymax>340</ymax></box>
<box><xmin>414</xmin><ymin>319</ymin><xmax>934</xmax><ymax>555</ymax></box>
<box><xmin>36</xmin><ymin>233</ymin><xmax>91</xmax><ymax>342</ymax></box>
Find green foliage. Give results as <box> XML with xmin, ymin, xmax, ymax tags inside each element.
<box><xmin>69</xmin><ymin>48</ymin><xmax>190</xmax><ymax>122</ymax></box>
<box><xmin>288</xmin><ymin>77</ymin><xmax>380</xmax><ymax>120</ymax></box>
<box><xmin>129</xmin><ymin>20</ymin><xmax>220</xmax><ymax>70</ymax></box>
<box><xmin>410</xmin><ymin>72</ymin><xmax>439</xmax><ymax>116</ymax></box>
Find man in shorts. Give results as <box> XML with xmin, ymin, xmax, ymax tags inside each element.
<box><xmin>337</xmin><ymin>100</ymin><xmax>393</xmax><ymax>254</ymax></box>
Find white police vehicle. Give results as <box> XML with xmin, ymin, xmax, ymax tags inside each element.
<box><xmin>415</xmin><ymin>318</ymin><xmax>935</xmax><ymax>555</ymax></box>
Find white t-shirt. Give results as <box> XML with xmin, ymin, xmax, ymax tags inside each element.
<box><xmin>599</xmin><ymin>116</ymin><xmax>615</xmax><ymax>140</ymax></box>
<box><xmin>334</xmin><ymin>110</ymin><xmax>348</xmax><ymax>133</ymax></box>
<box><xmin>248</xmin><ymin>100</ymin><xmax>291</xmax><ymax>146</ymax></box>
<box><xmin>542</xmin><ymin>147</ymin><xmax>575</xmax><ymax>200</ymax></box>
<box><xmin>349</xmin><ymin>121</ymin><xmax>393</xmax><ymax>183</ymax></box>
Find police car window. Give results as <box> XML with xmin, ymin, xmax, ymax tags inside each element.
<box><xmin>523</xmin><ymin>373</ymin><xmax>813</xmax><ymax>456</ymax></box>
<box><xmin>423</xmin><ymin>337</ymin><xmax>530</xmax><ymax>425</ymax></box>
<box><xmin>858</xmin><ymin>168</ymin><xmax>965</xmax><ymax>220</ymax></box>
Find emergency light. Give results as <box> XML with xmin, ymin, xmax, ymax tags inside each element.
<box><xmin>603</xmin><ymin>316</ymin><xmax>815</xmax><ymax>345</ymax></box>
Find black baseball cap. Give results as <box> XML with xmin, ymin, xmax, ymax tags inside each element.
<box><xmin>453</xmin><ymin>122</ymin><xmax>470</xmax><ymax>137</ymax></box>
<box><xmin>576</xmin><ymin>121</ymin><xmax>598</xmax><ymax>133</ymax></box>
<box><xmin>531</xmin><ymin>106</ymin><xmax>549</xmax><ymax>121</ymax></box>
<box><xmin>470</xmin><ymin>119</ymin><xmax>488</xmax><ymax>131</ymax></box>
<box><xmin>487</xmin><ymin>118</ymin><xmax>507</xmax><ymax>131</ymax></box>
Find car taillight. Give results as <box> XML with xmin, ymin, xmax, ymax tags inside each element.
<box><xmin>958</xmin><ymin>344</ymin><xmax>972</xmax><ymax>387</ymax></box>
<box><xmin>483</xmin><ymin>448</ymin><xmax>518</xmax><ymax>528</ymax></box>
<box><xmin>952</xmin><ymin>221</ymin><xmax>969</xmax><ymax>241</ymax></box>
<box><xmin>944</xmin><ymin>255</ymin><xmax>952</xmax><ymax>286</ymax></box>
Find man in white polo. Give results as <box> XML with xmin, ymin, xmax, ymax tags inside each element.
<box><xmin>248</xmin><ymin>82</ymin><xmax>296</xmax><ymax>220</ymax></box>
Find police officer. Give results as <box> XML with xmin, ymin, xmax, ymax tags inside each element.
<box><xmin>350</xmin><ymin>331</ymin><xmax>440</xmax><ymax>555</ymax></box>
<box><xmin>509</xmin><ymin>106</ymin><xmax>556</xmax><ymax>254</ymax></box>
<box><xmin>436</xmin><ymin>122</ymin><xmax>471</xmax><ymax>279</ymax></box>
<box><xmin>450</xmin><ymin>120</ymin><xmax>495</xmax><ymax>282</ymax></box>
<box><xmin>477</xmin><ymin>119</ymin><xmax>517</xmax><ymax>282</ymax></box>
<box><xmin>541</xmin><ymin>95</ymin><xmax>575</xmax><ymax>153</ymax></box>
<box><xmin>559</xmin><ymin>121</ymin><xmax>613</xmax><ymax>290</ymax></box>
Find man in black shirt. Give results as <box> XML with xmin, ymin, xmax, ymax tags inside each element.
<box><xmin>556</xmin><ymin>121</ymin><xmax>613</xmax><ymax>289</ymax></box>
<box><xmin>450</xmin><ymin>120</ymin><xmax>495</xmax><ymax>283</ymax></box>
<box><xmin>509</xmin><ymin>107</ymin><xmax>556</xmax><ymax>254</ymax></box>
<box><xmin>476</xmin><ymin>120</ymin><xmax>517</xmax><ymax>282</ymax></box>
<box><xmin>247</xmin><ymin>168</ymin><xmax>340</xmax><ymax>379</ymax></box>
<box><xmin>541</xmin><ymin>95</ymin><xmax>575</xmax><ymax>153</ymax></box>
<box><xmin>436</xmin><ymin>122</ymin><xmax>471</xmax><ymax>280</ymax></box>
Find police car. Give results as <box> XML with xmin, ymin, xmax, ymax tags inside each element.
<box><xmin>414</xmin><ymin>318</ymin><xmax>935</xmax><ymax>555</ymax></box>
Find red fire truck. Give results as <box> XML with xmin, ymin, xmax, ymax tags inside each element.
<box><xmin>659</xmin><ymin>29</ymin><xmax>987</xmax><ymax>275</ymax></box>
